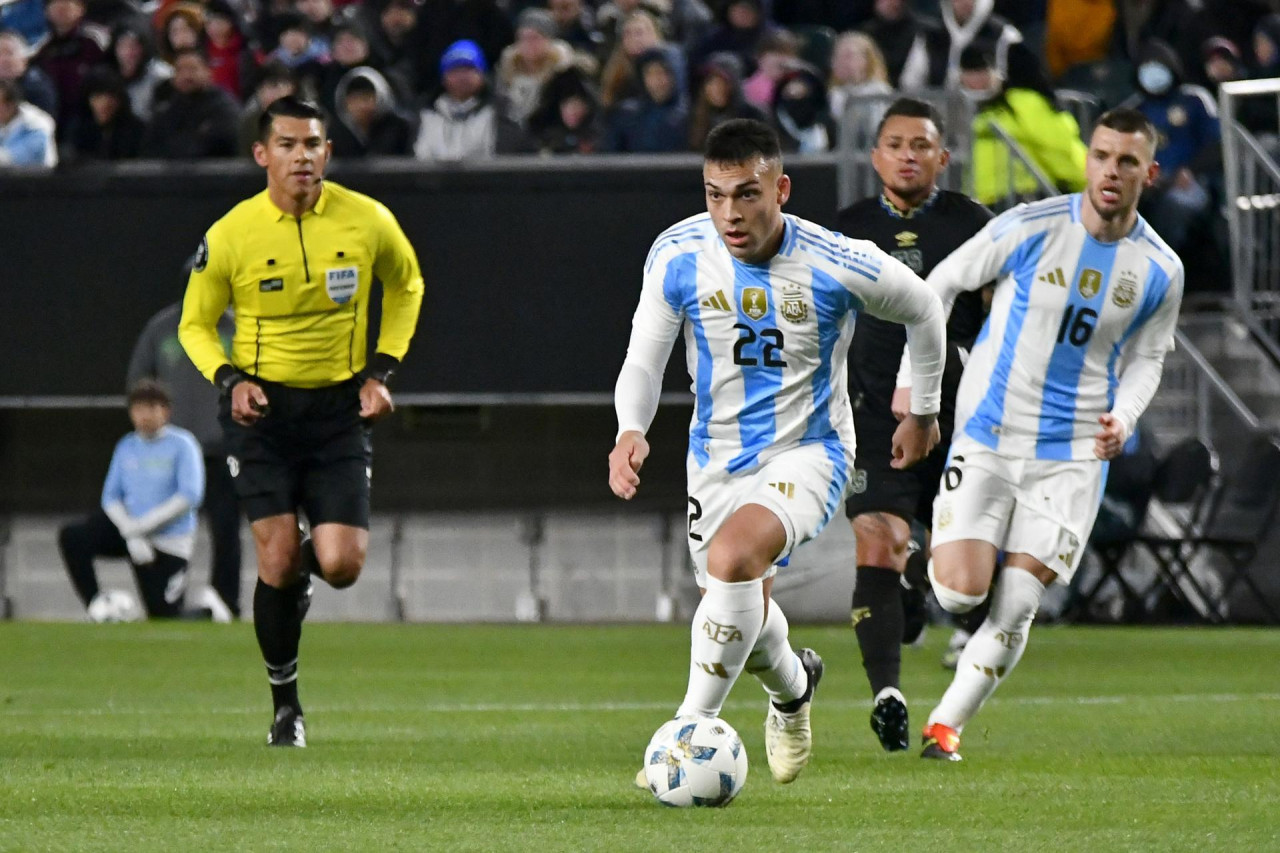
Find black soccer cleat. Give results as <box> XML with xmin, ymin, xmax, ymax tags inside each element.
<box><xmin>267</xmin><ymin>706</ymin><xmax>307</xmax><ymax>747</ymax></box>
<box><xmin>870</xmin><ymin>688</ymin><xmax>910</xmax><ymax>752</ymax></box>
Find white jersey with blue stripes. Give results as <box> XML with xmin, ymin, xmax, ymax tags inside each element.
<box><xmin>623</xmin><ymin>212</ymin><xmax>944</xmax><ymax>477</ymax></box>
<box><xmin>932</xmin><ymin>194</ymin><xmax>1184</xmax><ymax>460</ymax></box>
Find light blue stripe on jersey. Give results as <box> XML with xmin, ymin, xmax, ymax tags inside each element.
<box><xmin>727</xmin><ymin>262</ymin><xmax>782</xmax><ymax>474</ymax></box>
<box><xmin>1105</xmin><ymin>259</ymin><xmax>1173</xmax><ymax>407</ymax></box>
<box><xmin>803</xmin><ymin>267</ymin><xmax>860</xmax><ymax>444</ymax></box>
<box><xmin>667</xmin><ymin>253</ymin><xmax>713</xmax><ymax>467</ymax></box>
<box><xmin>1036</xmin><ymin>236</ymin><xmax>1119</xmax><ymax>459</ymax></box>
<box><xmin>645</xmin><ymin>220</ymin><xmax>709</xmax><ymax>273</ymax></box>
<box><xmin>820</xmin><ymin>437</ymin><xmax>850</xmax><ymax>526</ymax></box>
<box><xmin>795</xmin><ymin>225</ymin><xmax>881</xmax><ymax>279</ymax></box>
<box><xmin>965</xmin><ymin>231</ymin><xmax>1048</xmax><ymax>448</ymax></box>
<box><xmin>992</xmin><ymin>198</ymin><xmax>1071</xmax><ymax>241</ymax></box>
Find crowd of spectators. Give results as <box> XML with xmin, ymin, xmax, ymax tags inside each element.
<box><xmin>0</xmin><ymin>0</ymin><xmax>1277</xmax><ymax>233</ymax></box>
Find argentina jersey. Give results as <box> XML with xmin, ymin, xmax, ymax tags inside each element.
<box><xmin>632</xmin><ymin>212</ymin><xmax>945</xmax><ymax>477</ymax></box>
<box><xmin>934</xmin><ymin>194</ymin><xmax>1184</xmax><ymax>460</ymax></box>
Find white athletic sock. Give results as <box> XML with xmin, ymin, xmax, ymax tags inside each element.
<box><xmin>744</xmin><ymin>600</ymin><xmax>806</xmax><ymax>705</ymax></box>
<box><xmin>676</xmin><ymin>576</ymin><xmax>766</xmax><ymax>719</ymax></box>
<box><xmin>928</xmin><ymin>568</ymin><xmax>1046</xmax><ymax>731</ymax></box>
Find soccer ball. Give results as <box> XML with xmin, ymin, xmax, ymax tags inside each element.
<box><xmin>642</xmin><ymin>717</ymin><xmax>748</xmax><ymax>807</ymax></box>
<box><xmin>88</xmin><ymin>589</ymin><xmax>143</xmax><ymax>623</ymax></box>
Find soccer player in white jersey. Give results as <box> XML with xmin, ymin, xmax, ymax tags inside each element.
<box><xmin>608</xmin><ymin>119</ymin><xmax>947</xmax><ymax>785</ymax></box>
<box><xmin>895</xmin><ymin>108</ymin><xmax>1184</xmax><ymax>761</ymax></box>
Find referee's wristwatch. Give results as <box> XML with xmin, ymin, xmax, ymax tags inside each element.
<box><xmin>365</xmin><ymin>353</ymin><xmax>400</xmax><ymax>386</ymax></box>
<box><xmin>214</xmin><ymin>364</ymin><xmax>249</xmax><ymax>396</ymax></box>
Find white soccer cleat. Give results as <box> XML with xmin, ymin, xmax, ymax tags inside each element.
<box><xmin>763</xmin><ymin>648</ymin><xmax>823</xmax><ymax>783</ymax></box>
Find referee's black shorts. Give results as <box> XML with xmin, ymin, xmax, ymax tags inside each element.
<box><xmin>219</xmin><ymin>377</ymin><xmax>372</xmax><ymax>528</ymax></box>
<box><xmin>844</xmin><ymin>402</ymin><xmax>954</xmax><ymax>527</ymax></box>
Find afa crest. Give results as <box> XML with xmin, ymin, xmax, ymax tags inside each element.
<box><xmin>1077</xmin><ymin>268</ymin><xmax>1103</xmax><ymax>299</ymax></box>
<box><xmin>780</xmin><ymin>283</ymin><xmax>808</xmax><ymax>323</ymax></box>
<box><xmin>741</xmin><ymin>286</ymin><xmax>769</xmax><ymax>320</ymax></box>
<box><xmin>1112</xmin><ymin>271</ymin><xmax>1138</xmax><ymax>308</ymax></box>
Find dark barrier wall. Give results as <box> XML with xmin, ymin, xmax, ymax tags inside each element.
<box><xmin>0</xmin><ymin>156</ymin><xmax>839</xmax><ymax>398</ymax></box>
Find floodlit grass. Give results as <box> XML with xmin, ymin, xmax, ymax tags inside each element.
<box><xmin>1</xmin><ymin>623</ymin><xmax>1277</xmax><ymax>851</ymax></box>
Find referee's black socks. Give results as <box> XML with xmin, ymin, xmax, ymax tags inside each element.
<box><xmin>254</xmin><ymin>578</ymin><xmax>305</xmax><ymax>714</ymax></box>
<box><xmin>852</xmin><ymin>566</ymin><xmax>904</xmax><ymax>697</ymax></box>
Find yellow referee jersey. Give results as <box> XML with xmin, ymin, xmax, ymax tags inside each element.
<box><xmin>179</xmin><ymin>181</ymin><xmax>424</xmax><ymax>388</ymax></box>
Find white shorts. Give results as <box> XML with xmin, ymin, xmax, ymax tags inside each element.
<box><xmin>930</xmin><ymin>435</ymin><xmax>1106</xmax><ymax>583</ymax></box>
<box><xmin>686</xmin><ymin>441</ymin><xmax>851</xmax><ymax>588</ymax></box>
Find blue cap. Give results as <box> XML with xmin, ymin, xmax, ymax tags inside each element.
<box><xmin>441</xmin><ymin>39</ymin><xmax>487</xmax><ymax>75</ymax></box>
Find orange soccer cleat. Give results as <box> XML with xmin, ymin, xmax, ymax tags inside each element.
<box><xmin>920</xmin><ymin>722</ymin><xmax>962</xmax><ymax>762</ymax></box>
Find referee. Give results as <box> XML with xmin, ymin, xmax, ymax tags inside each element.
<box><xmin>179</xmin><ymin>96</ymin><xmax>424</xmax><ymax>747</ymax></box>
<box><xmin>837</xmin><ymin>98</ymin><xmax>992</xmax><ymax>752</ymax></box>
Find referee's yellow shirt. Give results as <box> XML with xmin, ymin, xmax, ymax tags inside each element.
<box><xmin>179</xmin><ymin>181</ymin><xmax>425</xmax><ymax>388</ymax></box>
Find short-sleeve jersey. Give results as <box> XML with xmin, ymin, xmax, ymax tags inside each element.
<box><xmin>938</xmin><ymin>194</ymin><xmax>1184</xmax><ymax>460</ymax></box>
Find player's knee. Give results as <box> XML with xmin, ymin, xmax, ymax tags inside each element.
<box><xmin>851</xmin><ymin>514</ymin><xmax>910</xmax><ymax>568</ymax></box>
<box><xmin>706</xmin><ymin>537</ymin><xmax>766</xmax><ymax>583</ymax></box>
<box><xmin>928</xmin><ymin>560</ymin><xmax>989</xmax><ymax>614</ymax></box>
<box><xmin>318</xmin><ymin>548</ymin><xmax>365</xmax><ymax>589</ymax></box>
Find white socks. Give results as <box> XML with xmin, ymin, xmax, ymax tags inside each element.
<box><xmin>744</xmin><ymin>600</ymin><xmax>807</xmax><ymax>706</ymax></box>
<box><xmin>677</xmin><ymin>576</ymin><xmax>766</xmax><ymax>719</ymax></box>
<box><xmin>928</xmin><ymin>568</ymin><xmax>1046</xmax><ymax>731</ymax></box>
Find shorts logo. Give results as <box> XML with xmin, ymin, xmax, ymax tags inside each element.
<box><xmin>850</xmin><ymin>468</ymin><xmax>868</xmax><ymax>495</ymax></box>
<box><xmin>768</xmin><ymin>481</ymin><xmax>795</xmax><ymax>499</ymax></box>
<box><xmin>226</xmin><ymin>455</ymin><xmax>240</xmax><ymax>478</ymax></box>
<box><xmin>936</xmin><ymin>502</ymin><xmax>953</xmax><ymax>529</ymax></box>
<box><xmin>1112</xmin><ymin>271</ymin><xmax>1138</xmax><ymax>308</ymax></box>
<box><xmin>740</xmin><ymin>286</ymin><xmax>768</xmax><ymax>321</ymax></box>
<box><xmin>780</xmin><ymin>284</ymin><xmax>808</xmax><ymax>323</ymax></box>
<box><xmin>1077</xmin><ymin>268</ymin><xmax>1103</xmax><ymax>299</ymax></box>
<box><xmin>701</xmin><ymin>618</ymin><xmax>744</xmax><ymax>644</ymax></box>
<box><xmin>326</xmin><ymin>266</ymin><xmax>359</xmax><ymax>305</ymax></box>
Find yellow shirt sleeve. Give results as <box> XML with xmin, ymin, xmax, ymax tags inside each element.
<box><xmin>370</xmin><ymin>202</ymin><xmax>425</xmax><ymax>361</ymax></box>
<box><xmin>178</xmin><ymin>225</ymin><xmax>235</xmax><ymax>383</ymax></box>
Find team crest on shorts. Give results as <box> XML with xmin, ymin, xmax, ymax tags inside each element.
<box><xmin>1077</xmin><ymin>268</ymin><xmax>1103</xmax><ymax>299</ymax></box>
<box><xmin>1112</xmin><ymin>271</ymin><xmax>1138</xmax><ymax>308</ymax></box>
<box><xmin>780</xmin><ymin>284</ymin><xmax>808</xmax><ymax>323</ymax></box>
<box><xmin>741</xmin><ymin>286</ymin><xmax>769</xmax><ymax>320</ymax></box>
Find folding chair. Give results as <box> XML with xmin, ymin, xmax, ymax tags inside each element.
<box><xmin>1073</xmin><ymin>437</ymin><xmax>1215</xmax><ymax>621</ymax></box>
<box><xmin>1135</xmin><ymin>432</ymin><xmax>1280</xmax><ymax>623</ymax></box>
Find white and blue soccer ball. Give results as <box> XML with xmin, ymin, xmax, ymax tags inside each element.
<box><xmin>643</xmin><ymin>717</ymin><xmax>748</xmax><ymax>807</ymax></box>
<box><xmin>87</xmin><ymin>589</ymin><xmax>143</xmax><ymax>623</ymax></box>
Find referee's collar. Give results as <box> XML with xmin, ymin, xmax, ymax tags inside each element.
<box><xmin>879</xmin><ymin>188</ymin><xmax>939</xmax><ymax>220</ymax></box>
<box><xmin>261</xmin><ymin>184</ymin><xmax>330</xmax><ymax>221</ymax></box>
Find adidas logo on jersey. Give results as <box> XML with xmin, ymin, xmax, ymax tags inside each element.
<box><xmin>700</xmin><ymin>290</ymin><xmax>731</xmax><ymax>311</ymax></box>
<box><xmin>1039</xmin><ymin>268</ymin><xmax>1067</xmax><ymax>288</ymax></box>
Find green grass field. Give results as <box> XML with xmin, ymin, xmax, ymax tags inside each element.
<box><xmin>1</xmin><ymin>622</ymin><xmax>1277</xmax><ymax>852</ymax></box>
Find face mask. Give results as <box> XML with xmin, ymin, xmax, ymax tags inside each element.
<box><xmin>961</xmin><ymin>83</ymin><xmax>1000</xmax><ymax>104</ymax></box>
<box><xmin>1138</xmin><ymin>62</ymin><xmax>1174</xmax><ymax>95</ymax></box>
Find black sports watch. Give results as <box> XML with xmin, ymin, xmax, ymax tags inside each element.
<box><xmin>365</xmin><ymin>353</ymin><xmax>400</xmax><ymax>387</ymax></box>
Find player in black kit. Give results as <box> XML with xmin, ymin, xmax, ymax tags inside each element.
<box><xmin>838</xmin><ymin>98</ymin><xmax>993</xmax><ymax>752</ymax></box>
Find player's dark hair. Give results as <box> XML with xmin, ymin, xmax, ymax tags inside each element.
<box><xmin>1094</xmin><ymin>107</ymin><xmax>1158</xmax><ymax>150</ymax></box>
<box><xmin>128</xmin><ymin>378</ymin><xmax>171</xmax><ymax>408</ymax></box>
<box><xmin>704</xmin><ymin>118</ymin><xmax>782</xmax><ymax>165</ymax></box>
<box><xmin>258</xmin><ymin>94</ymin><xmax>327</xmax><ymax>142</ymax></box>
<box><xmin>875</xmin><ymin>97</ymin><xmax>945</xmax><ymax>141</ymax></box>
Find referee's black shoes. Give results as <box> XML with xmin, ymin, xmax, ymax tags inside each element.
<box><xmin>267</xmin><ymin>706</ymin><xmax>307</xmax><ymax>747</ymax></box>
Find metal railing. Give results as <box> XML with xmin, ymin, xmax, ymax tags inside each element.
<box><xmin>1219</xmin><ymin>78</ymin><xmax>1280</xmax><ymax>344</ymax></box>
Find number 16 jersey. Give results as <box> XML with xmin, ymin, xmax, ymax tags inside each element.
<box><xmin>932</xmin><ymin>194</ymin><xmax>1184</xmax><ymax>461</ymax></box>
